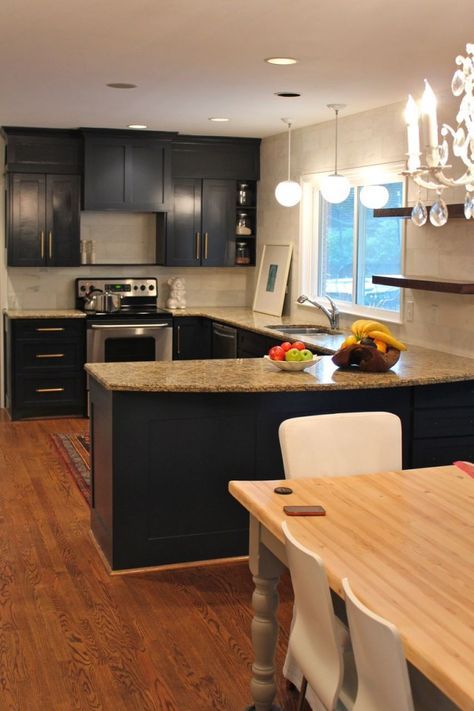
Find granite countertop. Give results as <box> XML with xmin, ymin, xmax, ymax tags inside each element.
<box><xmin>5</xmin><ymin>309</ymin><xmax>86</xmax><ymax>319</ymax></box>
<box><xmin>85</xmin><ymin>345</ymin><xmax>474</xmax><ymax>393</ymax></box>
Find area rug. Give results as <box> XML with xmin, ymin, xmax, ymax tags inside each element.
<box><xmin>50</xmin><ymin>432</ymin><xmax>91</xmax><ymax>504</ymax></box>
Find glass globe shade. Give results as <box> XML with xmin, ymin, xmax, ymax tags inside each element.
<box><xmin>275</xmin><ymin>180</ymin><xmax>302</xmax><ymax>207</ymax></box>
<box><xmin>320</xmin><ymin>174</ymin><xmax>350</xmax><ymax>204</ymax></box>
<box><xmin>360</xmin><ymin>185</ymin><xmax>389</xmax><ymax>209</ymax></box>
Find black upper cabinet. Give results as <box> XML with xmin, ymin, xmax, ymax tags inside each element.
<box><xmin>7</xmin><ymin>173</ymin><xmax>80</xmax><ymax>267</ymax></box>
<box><xmin>1</xmin><ymin>127</ymin><xmax>82</xmax><ymax>174</ymax></box>
<box><xmin>172</xmin><ymin>136</ymin><xmax>260</xmax><ymax>180</ymax></box>
<box><xmin>163</xmin><ymin>178</ymin><xmax>235</xmax><ymax>267</ymax></box>
<box><xmin>82</xmin><ymin>130</ymin><xmax>175</xmax><ymax>212</ymax></box>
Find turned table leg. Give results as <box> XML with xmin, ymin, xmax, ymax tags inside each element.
<box><xmin>245</xmin><ymin>516</ymin><xmax>286</xmax><ymax>711</ymax></box>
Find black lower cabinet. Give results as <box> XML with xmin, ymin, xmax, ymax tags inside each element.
<box><xmin>238</xmin><ymin>327</ymin><xmax>282</xmax><ymax>358</ymax></box>
<box><xmin>411</xmin><ymin>380</ymin><xmax>474</xmax><ymax>467</ymax></box>
<box><xmin>173</xmin><ymin>317</ymin><xmax>212</xmax><ymax>359</ymax></box>
<box><xmin>5</xmin><ymin>317</ymin><xmax>86</xmax><ymax>420</ymax></box>
<box><xmin>90</xmin><ymin>383</ymin><xmax>413</xmax><ymax>570</ymax></box>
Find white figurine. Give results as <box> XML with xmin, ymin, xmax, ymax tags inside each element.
<box><xmin>166</xmin><ymin>277</ymin><xmax>187</xmax><ymax>309</ymax></box>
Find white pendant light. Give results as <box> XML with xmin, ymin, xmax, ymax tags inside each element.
<box><xmin>320</xmin><ymin>104</ymin><xmax>350</xmax><ymax>204</ymax></box>
<box><xmin>360</xmin><ymin>184</ymin><xmax>389</xmax><ymax>209</ymax></box>
<box><xmin>275</xmin><ymin>118</ymin><xmax>302</xmax><ymax>207</ymax></box>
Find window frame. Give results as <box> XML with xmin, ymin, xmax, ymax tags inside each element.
<box><xmin>299</xmin><ymin>163</ymin><xmax>407</xmax><ymax>324</ymax></box>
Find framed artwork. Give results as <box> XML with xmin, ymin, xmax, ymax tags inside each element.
<box><xmin>252</xmin><ymin>243</ymin><xmax>293</xmax><ymax>316</ymax></box>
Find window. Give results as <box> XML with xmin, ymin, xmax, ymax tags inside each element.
<box><xmin>301</xmin><ymin>169</ymin><xmax>405</xmax><ymax>319</ymax></box>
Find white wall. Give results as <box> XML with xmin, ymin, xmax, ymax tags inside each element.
<box><xmin>256</xmin><ymin>94</ymin><xmax>474</xmax><ymax>357</ymax></box>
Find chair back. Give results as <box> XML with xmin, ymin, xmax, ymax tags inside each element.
<box><xmin>342</xmin><ymin>578</ymin><xmax>415</xmax><ymax>711</ymax></box>
<box><xmin>279</xmin><ymin>411</ymin><xmax>402</xmax><ymax>478</ymax></box>
<box><xmin>282</xmin><ymin>521</ymin><xmax>344</xmax><ymax>710</ymax></box>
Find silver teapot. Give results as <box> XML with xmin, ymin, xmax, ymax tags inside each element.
<box><xmin>83</xmin><ymin>289</ymin><xmax>122</xmax><ymax>313</ymax></box>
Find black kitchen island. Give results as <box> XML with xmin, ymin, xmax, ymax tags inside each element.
<box><xmin>86</xmin><ymin>353</ymin><xmax>474</xmax><ymax>570</ymax></box>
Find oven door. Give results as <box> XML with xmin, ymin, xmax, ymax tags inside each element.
<box><xmin>87</xmin><ymin>322</ymin><xmax>173</xmax><ymax>363</ymax></box>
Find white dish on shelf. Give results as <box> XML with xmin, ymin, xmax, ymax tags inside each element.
<box><xmin>263</xmin><ymin>354</ymin><xmax>322</xmax><ymax>371</ymax></box>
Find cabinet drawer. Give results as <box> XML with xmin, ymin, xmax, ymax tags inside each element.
<box><xmin>14</xmin><ymin>340</ymin><xmax>83</xmax><ymax>371</ymax></box>
<box><xmin>14</xmin><ymin>374</ymin><xmax>85</xmax><ymax>414</ymax></box>
<box><xmin>414</xmin><ymin>380</ymin><xmax>474</xmax><ymax>408</ymax></box>
<box><xmin>413</xmin><ymin>408</ymin><xmax>474</xmax><ymax>439</ymax></box>
<box><xmin>14</xmin><ymin>319</ymin><xmax>84</xmax><ymax>341</ymax></box>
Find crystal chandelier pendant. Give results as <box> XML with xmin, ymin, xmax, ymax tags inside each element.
<box><xmin>464</xmin><ymin>192</ymin><xmax>474</xmax><ymax>219</ymax></box>
<box><xmin>439</xmin><ymin>139</ymin><xmax>449</xmax><ymax>166</ymax></box>
<box><xmin>451</xmin><ymin>69</ymin><xmax>465</xmax><ymax>96</ymax></box>
<box><xmin>429</xmin><ymin>192</ymin><xmax>449</xmax><ymax>227</ymax></box>
<box><xmin>411</xmin><ymin>200</ymin><xmax>428</xmax><ymax>227</ymax></box>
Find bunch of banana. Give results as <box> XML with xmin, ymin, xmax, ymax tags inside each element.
<box><xmin>339</xmin><ymin>319</ymin><xmax>407</xmax><ymax>352</ymax></box>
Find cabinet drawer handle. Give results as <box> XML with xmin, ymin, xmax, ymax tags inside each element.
<box><xmin>35</xmin><ymin>327</ymin><xmax>65</xmax><ymax>332</ymax></box>
<box><xmin>204</xmin><ymin>232</ymin><xmax>208</xmax><ymax>260</ymax></box>
<box><xmin>35</xmin><ymin>387</ymin><xmax>65</xmax><ymax>393</ymax></box>
<box><xmin>35</xmin><ymin>353</ymin><xmax>65</xmax><ymax>359</ymax></box>
<box><xmin>40</xmin><ymin>231</ymin><xmax>45</xmax><ymax>259</ymax></box>
<box><xmin>195</xmin><ymin>232</ymin><xmax>201</xmax><ymax>260</ymax></box>
<box><xmin>48</xmin><ymin>231</ymin><xmax>52</xmax><ymax>259</ymax></box>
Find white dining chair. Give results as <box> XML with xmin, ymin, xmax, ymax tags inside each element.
<box><xmin>282</xmin><ymin>521</ymin><xmax>356</xmax><ymax>711</ymax></box>
<box><xmin>342</xmin><ymin>578</ymin><xmax>415</xmax><ymax>711</ymax></box>
<box><xmin>279</xmin><ymin>411</ymin><xmax>402</xmax><ymax>708</ymax></box>
<box><xmin>279</xmin><ymin>410</ymin><xmax>402</xmax><ymax>479</ymax></box>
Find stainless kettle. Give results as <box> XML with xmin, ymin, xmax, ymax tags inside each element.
<box><xmin>83</xmin><ymin>289</ymin><xmax>122</xmax><ymax>313</ymax></box>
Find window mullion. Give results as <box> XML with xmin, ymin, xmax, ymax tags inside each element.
<box><xmin>352</xmin><ymin>188</ymin><xmax>359</xmax><ymax>308</ymax></box>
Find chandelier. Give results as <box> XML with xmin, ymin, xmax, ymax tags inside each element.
<box><xmin>404</xmin><ymin>43</ymin><xmax>474</xmax><ymax>227</ymax></box>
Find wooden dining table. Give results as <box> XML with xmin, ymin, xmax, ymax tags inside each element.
<box><xmin>229</xmin><ymin>465</ymin><xmax>474</xmax><ymax>711</ymax></box>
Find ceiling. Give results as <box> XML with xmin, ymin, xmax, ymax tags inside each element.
<box><xmin>1</xmin><ymin>0</ymin><xmax>472</xmax><ymax>138</ymax></box>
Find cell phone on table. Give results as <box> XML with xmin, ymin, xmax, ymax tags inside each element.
<box><xmin>283</xmin><ymin>505</ymin><xmax>326</xmax><ymax>516</ymax></box>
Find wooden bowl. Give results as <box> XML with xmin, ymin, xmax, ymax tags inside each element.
<box><xmin>331</xmin><ymin>344</ymin><xmax>400</xmax><ymax>372</ymax></box>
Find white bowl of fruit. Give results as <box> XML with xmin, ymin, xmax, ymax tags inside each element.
<box><xmin>264</xmin><ymin>341</ymin><xmax>321</xmax><ymax>371</ymax></box>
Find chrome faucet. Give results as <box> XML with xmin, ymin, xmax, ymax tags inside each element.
<box><xmin>297</xmin><ymin>294</ymin><xmax>340</xmax><ymax>330</ymax></box>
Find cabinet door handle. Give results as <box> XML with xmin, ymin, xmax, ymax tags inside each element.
<box><xmin>48</xmin><ymin>231</ymin><xmax>52</xmax><ymax>259</ymax></box>
<box><xmin>35</xmin><ymin>387</ymin><xmax>65</xmax><ymax>393</ymax></box>
<box><xmin>195</xmin><ymin>232</ymin><xmax>201</xmax><ymax>260</ymax></box>
<box><xmin>177</xmin><ymin>325</ymin><xmax>181</xmax><ymax>355</ymax></box>
<box><xmin>40</xmin><ymin>231</ymin><xmax>45</xmax><ymax>259</ymax></box>
<box><xmin>35</xmin><ymin>353</ymin><xmax>65</xmax><ymax>359</ymax></box>
<box><xmin>35</xmin><ymin>327</ymin><xmax>65</xmax><ymax>332</ymax></box>
<box><xmin>204</xmin><ymin>232</ymin><xmax>208</xmax><ymax>260</ymax></box>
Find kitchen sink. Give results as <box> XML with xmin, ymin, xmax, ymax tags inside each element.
<box><xmin>265</xmin><ymin>324</ymin><xmax>341</xmax><ymax>335</ymax></box>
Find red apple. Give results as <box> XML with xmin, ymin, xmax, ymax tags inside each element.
<box><xmin>268</xmin><ymin>345</ymin><xmax>286</xmax><ymax>361</ymax></box>
<box><xmin>292</xmin><ymin>341</ymin><xmax>306</xmax><ymax>351</ymax></box>
<box><xmin>280</xmin><ymin>341</ymin><xmax>292</xmax><ymax>352</ymax></box>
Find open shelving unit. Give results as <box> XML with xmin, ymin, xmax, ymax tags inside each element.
<box><xmin>372</xmin><ymin>274</ymin><xmax>474</xmax><ymax>294</ymax></box>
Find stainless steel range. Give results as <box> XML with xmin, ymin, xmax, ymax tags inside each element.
<box><xmin>76</xmin><ymin>277</ymin><xmax>173</xmax><ymax>365</ymax></box>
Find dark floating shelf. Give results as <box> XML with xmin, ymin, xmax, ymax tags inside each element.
<box><xmin>374</xmin><ymin>204</ymin><xmax>467</xmax><ymax>219</ymax></box>
<box><xmin>372</xmin><ymin>274</ymin><xmax>474</xmax><ymax>294</ymax></box>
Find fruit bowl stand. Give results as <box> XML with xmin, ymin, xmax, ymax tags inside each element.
<box><xmin>331</xmin><ymin>344</ymin><xmax>400</xmax><ymax>372</ymax></box>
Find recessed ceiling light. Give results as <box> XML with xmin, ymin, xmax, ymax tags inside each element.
<box><xmin>209</xmin><ymin>117</ymin><xmax>230</xmax><ymax>122</ymax></box>
<box><xmin>106</xmin><ymin>82</ymin><xmax>137</xmax><ymax>89</ymax></box>
<box><xmin>275</xmin><ymin>92</ymin><xmax>301</xmax><ymax>98</ymax></box>
<box><xmin>265</xmin><ymin>57</ymin><xmax>298</xmax><ymax>65</ymax></box>
<box><xmin>128</xmin><ymin>124</ymin><xmax>147</xmax><ymax>129</ymax></box>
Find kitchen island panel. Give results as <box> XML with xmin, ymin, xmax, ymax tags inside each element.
<box><xmin>90</xmin><ymin>381</ymin><xmax>414</xmax><ymax>570</ymax></box>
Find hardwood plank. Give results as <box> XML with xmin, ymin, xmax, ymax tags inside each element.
<box><xmin>0</xmin><ymin>414</ymin><xmax>302</xmax><ymax>710</ymax></box>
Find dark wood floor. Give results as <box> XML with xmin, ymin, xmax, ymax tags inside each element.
<box><xmin>0</xmin><ymin>412</ymin><xmax>303</xmax><ymax>710</ymax></box>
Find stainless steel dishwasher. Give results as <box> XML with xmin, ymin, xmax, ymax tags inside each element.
<box><xmin>212</xmin><ymin>322</ymin><xmax>237</xmax><ymax>358</ymax></box>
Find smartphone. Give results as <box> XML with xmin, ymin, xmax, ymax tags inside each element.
<box><xmin>283</xmin><ymin>505</ymin><xmax>326</xmax><ymax>516</ymax></box>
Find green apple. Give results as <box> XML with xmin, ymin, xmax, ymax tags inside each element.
<box><xmin>285</xmin><ymin>348</ymin><xmax>303</xmax><ymax>362</ymax></box>
<box><xmin>300</xmin><ymin>349</ymin><xmax>313</xmax><ymax>361</ymax></box>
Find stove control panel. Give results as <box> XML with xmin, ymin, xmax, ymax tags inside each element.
<box><xmin>76</xmin><ymin>278</ymin><xmax>158</xmax><ymax>298</ymax></box>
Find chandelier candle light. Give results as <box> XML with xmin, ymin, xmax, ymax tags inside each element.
<box><xmin>275</xmin><ymin>118</ymin><xmax>302</xmax><ymax>207</ymax></box>
<box><xmin>404</xmin><ymin>43</ymin><xmax>474</xmax><ymax>227</ymax></box>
